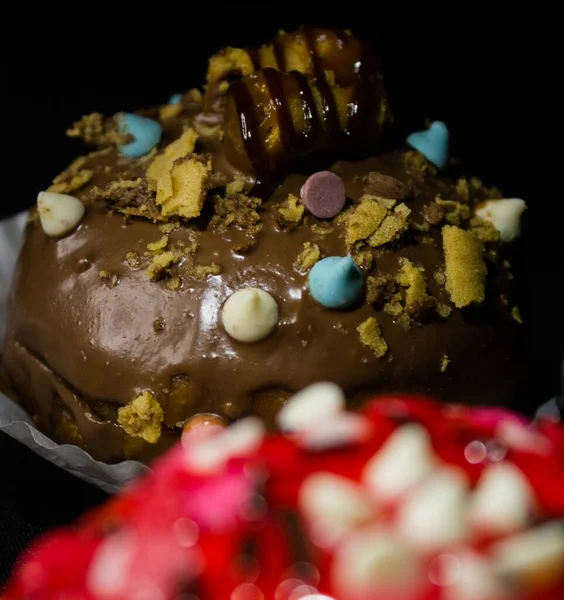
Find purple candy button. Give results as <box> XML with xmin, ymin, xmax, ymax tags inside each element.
<box><xmin>300</xmin><ymin>171</ymin><xmax>346</xmax><ymax>219</ymax></box>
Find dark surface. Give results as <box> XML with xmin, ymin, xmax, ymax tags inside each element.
<box><xmin>1</xmin><ymin>9</ymin><xmax>563</xmax><ymax>587</ymax></box>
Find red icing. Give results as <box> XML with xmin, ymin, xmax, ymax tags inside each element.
<box><xmin>4</xmin><ymin>395</ymin><xmax>564</xmax><ymax>599</ymax></box>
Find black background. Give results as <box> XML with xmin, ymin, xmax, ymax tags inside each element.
<box><xmin>1</xmin><ymin>5</ymin><xmax>563</xmax><ymax>586</ymax></box>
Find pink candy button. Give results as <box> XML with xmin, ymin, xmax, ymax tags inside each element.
<box><xmin>300</xmin><ymin>171</ymin><xmax>346</xmax><ymax>219</ymax></box>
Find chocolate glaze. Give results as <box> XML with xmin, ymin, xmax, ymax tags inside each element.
<box><xmin>2</xmin><ymin>143</ymin><xmax>523</xmax><ymax>462</ymax></box>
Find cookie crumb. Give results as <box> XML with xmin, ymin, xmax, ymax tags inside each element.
<box><xmin>442</xmin><ymin>225</ymin><xmax>487</xmax><ymax>308</ymax></box>
<box><xmin>166</xmin><ymin>276</ymin><xmax>182</xmax><ymax>291</ymax></box>
<box><xmin>511</xmin><ymin>306</ymin><xmax>523</xmax><ymax>324</ymax></box>
<box><xmin>469</xmin><ymin>216</ymin><xmax>500</xmax><ymax>243</ymax></box>
<box><xmin>147</xmin><ymin>129</ymin><xmax>199</xmax><ymax>197</ymax></box>
<box><xmin>436</xmin><ymin>197</ymin><xmax>470</xmax><ymax>226</ymax></box>
<box><xmin>422</xmin><ymin>202</ymin><xmax>446</xmax><ymax>226</ymax></box>
<box><xmin>66</xmin><ymin>112</ymin><xmax>123</xmax><ymax>146</ymax></box>
<box><xmin>147</xmin><ymin>251</ymin><xmax>177</xmax><ymax>281</ymax></box>
<box><xmin>147</xmin><ymin>235</ymin><xmax>169</xmax><ymax>252</ymax></box>
<box><xmin>397</xmin><ymin>258</ymin><xmax>426</xmax><ymax>306</ymax></box>
<box><xmin>187</xmin><ymin>263</ymin><xmax>221</xmax><ymax>280</ymax></box>
<box><xmin>455</xmin><ymin>178</ymin><xmax>470</xmax><ymax>202</ymax></box>
<box><xmin>350</xmin><ymin>244</ymin><xmax>374</xmax><ymax>270</ymax></box>
<box><xmin>226</xmin><ymin>175</ymin><xmax>247</xmax><ymax>195</ymax></box>
<box><xmin>159</xmin><ymin>221</ymin><xmax>180</xmax><ymax>234</ymax></box>
<box><xmin>274</xmin><ymin>193</ymin><xmax>305</xmax><ymax>228</ymax></box>
<box><xmin>125</xmin><ymin>251</ymin><xmax>140</xmax><ymax>267</ymax></box>
<box><xmin>117</xmin><ymin>391</ymin><xmax>163</xmax><ymax>444</ymax></box>
<box><xmin>358</xmin><ymin>317</ymin><xmax>388</xmax><ymax>358</ymax></box>
<box><xmin>99</xmin><ymin>270</ymin><xmax>119</xmax><ymax>289</ymax></box>
<box><xmin>153</xmin><ymin>317</ymin><xmax>165</xmax><ymax>332</ymax></box>
<box><xmin>159</xmin><ymin>153</ymin><xmax>212</xmax><ymax>220</ymax></box>
<box><xmin>345</xmin><ymin>197</ymin><xmax>387</xmax><ymax>245</ymax></box>
<box><xmin>434</xmin><ymin>270</ymin><xmax>446</xmax><ymax>286</ymax></box>
<box><xmin>368</xmin><ymin>203</ymin><xmax>411</xmax><ymax>248</ymax></box>
<box><xmin>363</xmin><ymin>172</ymin><xmax>410</xmax><ymax>200</ymax></box>
<box><xmin>294</xmin><ymin>242</ymin><xmax>321</xmax><ymax>272</ymax></box>
<box><xmin>210</xmin><ymin>193</ymin><xmax>262</xmax><ymax>233</ymax></box>
<box><xmin>366</xmin><ymin>273</ymin><xmax>395</xmax><ymax>306</ymax></box>
<box><xmin>48</xmin><ymin>156</ymin><xmax>93</xmax><ymax>194</ymax></box>
<box><xmin>440</xmin><ymin>354</ymin><xmax>450</xmax><ymax>372</ymax></box>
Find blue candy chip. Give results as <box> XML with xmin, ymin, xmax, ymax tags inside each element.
<box><xmin>168</xmin><ymin>93</ymin><xmax>183</xmax><ymax>105</ymax></box>
<box><xmin>308</xmin><ymin>256</ymin><xmax>364</xmax><ymax>309</ymax></box>
<box><xmin>118</xmin><ymin>113</ymin><xmax>162</xmax><ymax>158</ymax></box>
<box><xmin>406</xmin><ymin>121</ymin><xmax>449</xmax><ymax>168</ymax></box>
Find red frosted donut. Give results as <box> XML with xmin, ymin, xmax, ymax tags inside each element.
<box><xmin>4</xmin><ymin>389</ymin><xmax>564</xmax><ymax>599</ymax></box>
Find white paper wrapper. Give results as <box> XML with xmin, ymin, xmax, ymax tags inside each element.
<box><xmin>0</xmin><ymin>213</ymin><xmax>149</xmax><ymax>494</ymax></box>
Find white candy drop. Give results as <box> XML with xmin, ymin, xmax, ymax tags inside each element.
<box><xmin>475</xmin><ymin>198</ymin><xmax>527</xmax><ymax>242</ymax></box>
<box><xmin>276</xmin><ymin>382</ymin><xmax>345</xmax><ymax>432</ymax></box>
<box><xmin>469</xmin><ymin>462</ymin><xmax>536</xmax><ymax>535</ymax></box>
<box><xmin>299</xmin><ymin>472</ymin><xmax>373</xmax><ymax>546</ymax></box>
<box><xmin>491</xmin><ymin>522</ymin><xmax>564</xmax><ymax>588</ymax></box>
<box><xmin>37</xmin><ymin>191</ymin><xmax>85</xmax><ymax>237</ymax></box>
<box><xmin>332</xmin><ymin>526</ymin><xmax>422</xmax><ymax>598</ymax></box>
<box><xmin>186</xmin><ymin>416</ymin><xmax>265</xmax><ymax>474</ymax></box>
<box><xmin>443</xmin><ymin>552</ymin><xmax>510</xmax><ymax>600</ymax></box>
<box><xmin>362</xmin><ymin>424</ymin><xmax>436</xmax><ymax>502</ymax></box>
<box><xmin>221</xmin><ymin>287</ymin><xmax>279</xmax><ymax>343</ymax></box>
<box><xmin>396</xmin><ymin>467</ymin><xmax>470</xmax><ymax>552</ymax></box>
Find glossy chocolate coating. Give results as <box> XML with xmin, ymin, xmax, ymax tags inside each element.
<box><xmin>2</xmin><ymin>143</ymin><xmax>522</xmax><ymax>463</ymax></box>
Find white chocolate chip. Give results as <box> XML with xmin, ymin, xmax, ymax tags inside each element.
<box><xmin>469</xmin><ymin>462</ymin><xmax>536</xmax><ymax>535</ymax></box>
<box><xmin>443</xmin><ymin>552</ymin><xmax>511</xmax><ymax>600</ymax></box>
<box><xmin>276</xmin><ymin>382</ymin><xmax>345</xmax><ymax>432</ymax></box>
<box><xmin>475</xmin><ymin>198</ymin><xmax>527</xmax><ymax>242</ymax></box>
<box><xmin>332</xmin><ymin>526</ymin><xmax>422</xmax><ymax>598</ymax></box>
<box><xmin>186</xmin><ymin>416</ymin><xmax>265</xmax><ymax>474</ymax></box>
<box><xmin>299</xmin><ymin>472</ymin><xmax>374</xmax><ymax>546</ymax></box>
<box><xmin>491</xmin><ymin>522</ymin><xmax>564</xmax><ymax>590</ymax></box>
<box><xmin>297</xmin><ymin>413</ymin><xmax>371</xmax><ymax>451</ymax></box>
<box><xmin>37</xmin><ymin>191</ymin><xmax>85</xmax><ymax>237</ymax></box>
<box><xmin>362</xmin><ymin>424</ymin><xmax>436</xmax><ymax>502</ymax></box>
<box><xmin>221</xmin><ymin>287</ymin><xmax>279</xmax><ymax>343</ymax></box>
<box><xmin>396</xmin><ymin>467</ymin><xmax>470</xmax><ymax>552</ymax></box>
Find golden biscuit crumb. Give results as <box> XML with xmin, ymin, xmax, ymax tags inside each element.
<box><xmin>147</xmin><ymin>129</ymin><xmax>198</xmax><ymax>193</ymax></box>
<box><xmin>351</xmin><ymin>243</ymin><xmax>374</xmax><ymax>271</ymax></box>
<box><xmin>207</xmin><ymin>48</ymin><xmax>256</xmax><ymax>87</ymax></box>
<box><xmin>345</xmin><ymin>197</ymin><xmax>387</xmax><ymax>245</ymax></box>
<box><xmin>436</xmin><ymin>302</ymin><xmax>453</xmax><ymax>318</ymax></box>
<box><xmin>125</xmin><ymin>252</ymin><xmax>140</xmax><ymax>267</ymax></box>
<box><xmin>403</xmin><ymin>150</ymin><xmax>437</xmax><ymax>176</ymax></box>
<box><xmin>469</xmin><ymin>216</ymin><xmax>500</xmax><ymax>243</ymax></box>
<box><xmin>187</xmin><ymin>263</ymin><xmax>221</xmax><ymax>280</ymax></box>
<box><xmin>397</xmin><ymin>258</ymin><xmax>427</xmax><ymax>306</ymax></box>
<box><xmin>158</xmin><ymin>153</ymin><xmax>212</xmax><ymax>219</ymax></box>
<box><xmin>273</xmin><ymin>193</ymin><xmax>304</xmax><ymax>229</ymax></box>
<box><xmin>384</xmin><ymin>292</ymin><xmax>404</xmax><ymax>318</ymax></box>
<box><xmin>48</xmin><ymin>157</ymin><xmax>94</xmax><ymax>194</ymax></box>
<box><xmin>307</xmin><ymin>219</ymin><xmax>334</xmax><ymax>238</ymax></box>
<box><xmin>511</xmin><ymin>306</ymin><xmax>523</xmax><ymax>324</ymax></box>
<box><xmin>366</xmin><ymin>274</ymin><xmax>395</xmax><ymax>306</ymax></box>
<box><xmin>358</xmin><ymin>317</ymin><xmax>388</xmax><ymax>358</ymax></box>
<box><xmin>435</xmin><ymin>197</ymin><xmax>470</xmax><ymax>226</ymax></box>
<box><xmin>118</xmin><ymin>391</ymin><xmax>163</xmax><ymax>444</ymax></box>
<box><xmin>456</xmin><ymin>178</ymin><xmax>470</xmax><ymax>202</ymax></box>
<box><xmin>334</xmin><ymin>322</ymin><xmax>348</xmax><ymax>335</ymax></box>
<box><xmin>147</xmin><ymin>251</ymin><xmax>177</xmax><ymax>281</ymax></box>
<box><xmin>442</xmin><ymin>225</ymin><xmax>487</xmax><ymax>308</ymax></box>
<box><xmin>294</xmin><ymin>242</ymin><xmax>321</xmax><ymax>272</ymax></box>
<box><xmin>159</xmin><ymin>221</ymin><xmax>180</xmax><ymax>234</ymax></box>
<box><xmin>434</xmin><ymin>270</ymin><xmax>446</xmax><ymax>286</ymax></box>
<box><xmin>368</xmin><ymin>203</ymin><xmax>411</xmax><ymax>248</ymax></box>
<box><xmin>440</xmin><ymin>354</ymin><xmax>450</xmax><ymax>372</ymax></box>
<box><xmin>159</xmin><ymin>102</ymin><xmax>183</xmax><ymax>121</ymax></box>
<box><xmin>66</xmin><ymin>112</ymin><xmax>123</xmax><ymax>146</ymax></box>
<box><xmin>147</xmin><ymin>235</ymin><xmax>169</xmax><ymax>252</ymax></box>
<box><xmin>165</xmin><ymin>276</ymin><xmax>182</xmax><ymax>291</ymax></box>
<box><xmin>226</xmin><ymin>175</ymin><xmax>247</xmax><ymax>195</ymax></box>
<box><xmin>210</xmin><ymin>193</ymin><xmax>262</xmax><ymax>233</ymax></box>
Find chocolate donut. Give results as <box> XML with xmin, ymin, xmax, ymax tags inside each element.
<box><xmin>1</xmin><ymin>28</ymin><xmax>524</xmax><ymax>463</ymax></box>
